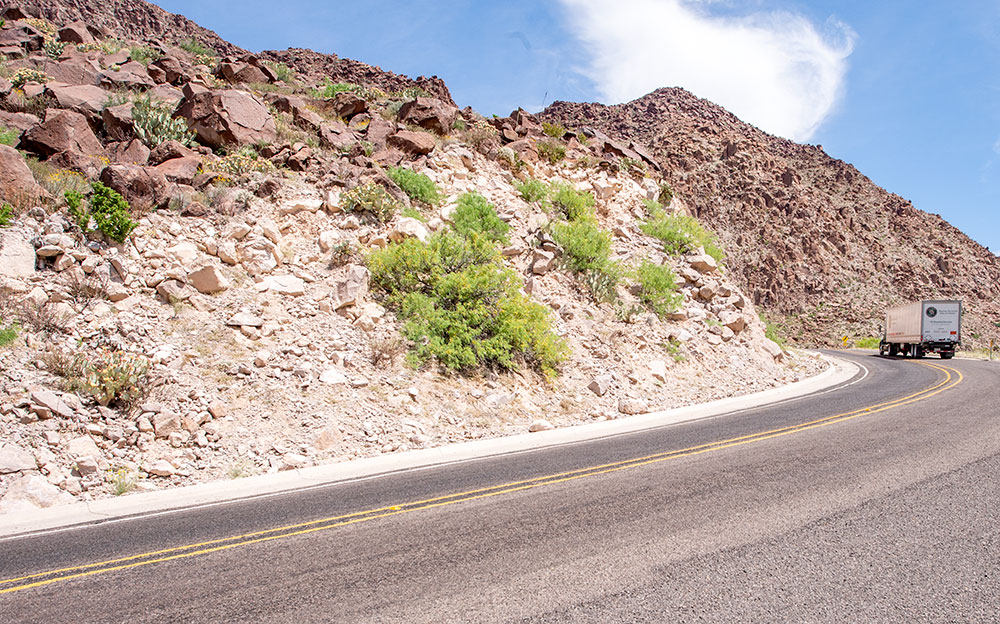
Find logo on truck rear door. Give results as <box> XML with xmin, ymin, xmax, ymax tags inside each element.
<box><xmin>926</xmin><ymin>307</ymin><xmax>938</xmax><ymax>317</ymax></box>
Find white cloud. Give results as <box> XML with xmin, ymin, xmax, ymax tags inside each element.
<box><xmin>557</xmin><ymin>0</ymin><xmax>856</xmax><ymax>141</ymax></box>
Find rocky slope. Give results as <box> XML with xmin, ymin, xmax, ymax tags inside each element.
<box><xmin>540</xmin><ymin>88</ymin><xmax>1000</xmax><ymax>346</ymax></box>
<box><xmin>0</xmin><ymin>4</ymin><xmax>820</xmax><ymax>511</ymax></box>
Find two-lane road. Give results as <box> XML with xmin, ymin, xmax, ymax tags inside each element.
<box><xmin>2</xmin><ymin>352</ymin><xmax>999</xmax><ymax>622</ymax></box>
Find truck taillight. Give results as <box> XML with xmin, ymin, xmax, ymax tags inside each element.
<box><xmin>951</xmin><ymin>331</ymin><xmax>957</xmax><ymax>335</ymax></box>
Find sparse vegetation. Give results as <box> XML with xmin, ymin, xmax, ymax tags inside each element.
<box><xmin>26</xmin><ymin>159</ymin><xmax>90</xmax><ymax>198</ymax></box>
<box><xmin>537</xmin><ymin>139</ymin><xmax>566</xmax><ymax>164</ymax></box>
<box><xmin>542</xmin><ymin>122</ymin><xmax>566</xmax><ymax>138</ymax></box>
<box><xmin>108</xmin><ymin>467</ymin><xmax>139</xmax><ymax>496</ymax></box>
<box><xmin>0</xmin><ymin>318</ymin><xmax>17</xmax><ymax>347</ymax></box>
<box><xmin>370</xmin><ymin>336</ymin><xmax>406</xmax><ymax>367</ymax></box>
<box><xmin>43</xmin><ymin>39</ymin><xmax>67</xmax><ymax>59</ymax></box>
<box><xmin>640</xmin><ymin>201</ymin><xmax>724</xmax><ymax>263</ymax></box>
<box><xmin>855</xmin><ymin>336</ymin><xmax>881</xmax><ymax>349</ymax></box>
<box><xmin>549</xmin><ymin>183</ymin><xmax>595</xmax><ymax>222</ymax></box>
<box><xmin>129</xmin><ymin>45</ymin><xmax>161</xmax><ymax>66</ymax></box>
<box><xmin>760</xmin><ymin>313</ymin><xmax>787</xmax><ymax>348</ymax></box>
<box><xmin>178</xmin><ymin>38</ymin><xmax>213</xmax><ymax>57</ymax></box>
<box><xmin>451</xmin><ymin>192</ymin><xmax>509</xmax><ymax>244</ymax></box>
<box><xmin>341</xmin><ymin>182</ymin><xmax>401</xmax><ymax>224</ymax></box>
<box><xmin>368</xmin><ymin>231</ymin><xmax>567</xmax><ymax>376</ymax></box>
<box><xmin>0</xmin><ymin>125</ymin><xmax>20</xmax><ymax>146</ymax></box>
<box><xmin>634</xmin><ymin>260</ymin><xmax>682</xmax><ymax>317</ymax></box>
<box><xmin>264</xmin><ymin>60</ymin><xmax>295</xmax><ymax>83</ymax></box>
<box><xmin>658</xmin><ymin>182</ymin><xmax>674</xmax><ymax>205</ymax></box>
<box><xmin>88</xmin><ymin>182</ymin><xmax>137</xmax><ymax>243</ymax></box>
<box><xmin>10</xmin><ymin>67</ymin><xmax>50</xmax><ymax>89</ymax></box>
<box><xmin>81</xmin><ymin>350</ymin><xmax>150</xmax><ymax>409</ymax></box>
<box><xmin>387</xmin><ymin>167</ymin><xmax>441</xmax><ymax>205</ymax></box>
<box><xmin>213</xmin><ymin>145</ymin><xmax>275</xmax><ymax>175</ymax></box>
<box><xmin>18</xmin><ymin>300</ymin><xmax>69</xmax><ymax>335</ymax></box>
<box><xmin>516</xmin><ymin>179</ymin><xmax>548</xmax><ymax>204</ymax></box>
<box><xmin>0</xmin><ymin>203</ymin><xmax>13</xmax><ymax>227</ymax></box>
<box><xmin>132</xmin><ymin>95</ymin><xmax>196</xmax><ymax>147</ymax></box>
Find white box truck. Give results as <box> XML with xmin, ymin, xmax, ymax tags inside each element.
<box><xmin>879</xmin><ymin>300</ymin><xmax>961</xmax><ymax>359</ymax></box>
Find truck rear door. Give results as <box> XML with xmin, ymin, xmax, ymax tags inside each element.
<box><xmin>921</xmin><ymin>301</ymin><xmax>961</xmax><ymax>343</ymax></box>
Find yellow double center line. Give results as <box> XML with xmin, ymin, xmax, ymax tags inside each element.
<box><xmin>0</xmin><ymin>361</ymin><xmax>962</xmax><ymax>595</ymax></box>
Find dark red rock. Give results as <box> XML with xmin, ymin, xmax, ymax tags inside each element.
<box><xmin>175</xmin><ymin>89</ymin><xmax>277</xmax><ymax>148</ymax></box>
<box><xmin>57</xmin><ymin>21</ymin><xmax>95</xmax><ymax>45</ymax></box>
<box><xmin>0</xmin><ymin>144</ymin><xmax>48</xmax><ymax>205</ymax></box>
<box><xmin>387</xmin><ymin>130</ymin><xmax>435</xmax><ymax>155</ymax></box>
<box><xmin>154</xmin><ymin>156</ymin><xmax>201</xmax><ymax>184</ymax></box>
<box><xmin>20</xmin><ymin>108</ymin><xmax>104</xmax><ymax>159</ymax></box>
<box><xmin>397</xmin><ymin>96</ymin><xmax>458</xmax><ymax>134</ymax></box>
<box><xmin>99</xmin><ymin>163</ymin><xmax>169</xmax><ymax>210</ymax></box>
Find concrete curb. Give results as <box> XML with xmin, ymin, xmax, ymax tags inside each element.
<box><xmin>0</xmin><ymin>353</ymin><xmax>859</xmax><ymax>538</ymax></box>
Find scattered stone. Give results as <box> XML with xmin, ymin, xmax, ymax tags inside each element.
<box><xmin>0</xmin><ymin>474</ymin><xmax>75</xmax><ymax>513</ymax></box>
<box><xmin>0</xmin><ymin>444</ymin><xmax>36</xmax><ymax>474</ymax></box>
<box><xmin>147</xmin><ymin>459</ymin><xmax>176</xmax><ymax>477</ymax></box>
<box><xmin>528</xmin><ymin>419</ymin><xmax>554</xmax><ymax>432</ymax></box>
<box><xmin>618</xmin><ymin>398</ymin><xmax>649</xmax><ymax>415</ymax></box>
<box><xmin>187</xmin><ymin>264</ymin><xmax>231</xmax><ymax>294</ymax></box>
<box><xmin>587</xmin><ymin>375</ymin><xmax>613</xmax><ymax>397</ymax></box>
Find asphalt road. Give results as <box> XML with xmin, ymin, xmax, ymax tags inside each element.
<box><xmin>1</xmin><ymin>352</ymin><xmax>998</xmax><ymax>622</ymax></box>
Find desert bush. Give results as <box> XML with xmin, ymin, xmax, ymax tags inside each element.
<box><xmin>495</xmin><ymin>146</ymin><xmax>523</xmax><ymax>171</ymax></box>
<box><xmin>537</xmin><ymin>139</ymin><xmax>566</xmax><ymax>164</ymax></box>
<box><xmin>387</xmin><ymin>167</ymin><xmax>441</xmax><ymax>205</ymax></box>
<box><xmin>516</xmin><ymin>179</ymin><xmax>548</xmax><ymax>204</ymax></box>
<box><xmin>0</xmin><ymin>203</ymin><xmax>12</xmax><ymax>227</ymax></box>
<box><xmin>459</xmin><ymin>119</ymin><xmax>499</xmax><ymax>152</ymax></box>
<box><xmin>81</xmin><ymin>349</ymin><xmax>150</xmax><ymax>409</ymax></box>
<box><xmin>759</xmin><ymin>312</ymin><xmax>787</xmax><ymax>348</ymax></box>
<box><xmin>340</xmin><ymin>182</ymin><xmax>400</xmax><ymax>224</ymax></box>
<box><xmin>542</xmin><ymin>122</ymin><xmax>566</xmax><ymax>138</ymax></box>
<box><xmin>550</xmin><ymin>219</ymin><xmax>615</xmax><ymax>275</ymax></box>
<box><xmin>634</xmin><ymin>260</ymin><xmax>682</xmax><ymax>317</ymax></box>
<box><xmin>178</xmin><ymin>38</ymin><xmax>213</xmax><ymax>57</ymax></box>
<box><xmin>549</xmin><ymin>182</ymin><xmax>595</xmax><ymax>222</ymax></box>
<box><xmin>327</xmin><ymin>241</ymin><xmax>357</xmax><ymax>269</ymax></box>
<box><xmin>370</xmin><ymin>335</ymin><xmax>406</xmax><ymax>367</ymax></box>
<box><xmin>368</xmin><ymin>232</ymin><xmax>566</xmax><ymax>376</ymax></box>
<box><xmin>400</xmin><ymin>206</ymin><xmax>427</xmax><ymax>222</ymax></box>
<box><xmin>312</xmin><ymin>80</ymin><xmax>387</xmax><ymax>101</ymax></box>
<box><xmin>9</xmin><ymin>67</ymin><xmax>50</xmax><ymax>88</ymax></box>
<box><xmin>129</xmin><ymin>45</ymin><xmax>161</xmax><ymax>66</ymax></box>
<box><xmin>132</xmin><ymin>95</ymin><xmax>195</xmax><ymax>147</ymax></box>
<box><xmin>40</xmin><ymin>349</ymin><xmax>88</xmax><ymax>381</ymax></box>
<box><xmin>641</xmin><ymin>202</ymin><xmax>723</xmax><ymax>262</ymax></box>
<box><xmin>658</xmin><ymin>182</ymin><xmax>674</xmax><ymax>205</ymax></box>
<box><xmin>213</xmin><ymin>146</ymin><xmax>275</xmax><ymax>175</ymax></box>
<box><xmin>44</xmin><ymin>39</ymin><xmax>67</xmax><ymax>59</ymax></box>
<box><xmin>25</xmin><ymin>159</ymin><xmax>88</xmax><ymax>198</ymax></box>
<box><xmin>452</xmin><ymin>192</ymin><xmax>509</xmax><ymax>244</ymax></box>
<box><xmin>0</xmin><ymin>124</ymin><xmax>19</xmax><ymax>146</ymax></box>
<box><xmin>263</xmin><ymin>61</ymin><xmax>295</xmax><ymax>83</ymax></box>
<box><xmin>0</xmin><ymin>318</ymin><xmax>17</xmax><ymax>347</ymax></box>
<box><xmin>108</xmin><ymin>467</ymin><xmax>139</xmax><ymax>495</ymax></box>
<box><xmin>18</xmin><ymin>300</ymin><xmax>69</xmax><ymax>335</ymax></box>
<box><xmin>855</xmin><ymin>336</ymin><xmax>881</xmax><ymax>349</ymax></box>
<box><xmin>88</xmin><ymin>182</ymin><xmax>137</xmax><ymax>243</ymax></box>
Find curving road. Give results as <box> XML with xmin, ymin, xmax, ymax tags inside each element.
<box><xmin>1</xmin><ymin>352</ymin><xmax>999</xmax><ymax>622</ymax></box>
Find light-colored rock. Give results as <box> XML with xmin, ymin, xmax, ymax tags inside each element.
<box><xmin>167</xmin><ymin>241</ymin><xmax>200</xmax><ymax>265</ymax></box>
<box><xmin>226</xmin><ymin>312</ymin><xmax>264</xmax><ymax>328</ymax></box>
<box><xmin>762</xmin><ymin>338</ymin><xmax>786</xmax><ymax>362</ymax></box>
<box><xmin>31</xmin><ymin>389</ymin><xmax>75</xmax><ymax>419</ymax></box>
<box><xmin>217</xmin><ymin>240</ymin><xmax>239</xmax><ymax>265</ymax></box>
<box><xmin>719</xmin><ymin>310</ymin><xmax>746</xmax><ymax>333</ymax></box>
<box><xmin>0</xmin><ymin>474</ymin><xmax>75</xmax><ymax>513</ymax></box>
<box><xmin>0</xmin><ymin>229</ymin><xmax>37</xmax><ymax>278</ymax></box>
<box><xmin>147</xmin><ymin>459</ymin><xmax>176</xmax><ymax>477</ymax></box>
<box><xmin>689</xmin><ymin>254</ymin><xmax>718</xmax><ymax>274</ymax></box>
<box><xmin>312</xmin><ymin>428</ymin><xmax>343</xmax><ymax>450</ymax></box>
<box><xmin>649</xmin><ymin>360</ymin><xmax>668</xmax><ymax>383</ymax></box>
<box><xmin>187</xmin><ymin>264</ymin><xmax>230</xmax><ymax>294</ymax></box>
<box><xmin>388</xmin><ymin>217</ymin><xmax>430</xmax><ymax>243</ymax></box>
<box><xmin>280</xmin><ymin>453</ymin><xmax>307</xmax><ymax>471</ymax></box>
<box><xmin>333</xmin><ymin>264</ymin><xmax>370</xmax><ymax>309</ymax></box>
<box><xmin>319</xmin><ymin>368</ymin><xmax>349</xmax><ymax>386</ymax></box>
<box><xmin>588</xmin><ymin>375</ymin><xmax>613</xmax><ymax>397</ymax></box>
<box><xmin>74</xmin><ymin>455</ymin><xmax>99</xmax><ymax>476</ymax></box>
<box><xmin>318</xmin><ymin>231</ymin><xmax>341</xmax><ymax>253</ymax></box>
<box><xmin>528</xmin><ymin>419</ymin><xmax>554</xmax><ymax>432</ymax></box>
<box><xmin>67</xmin><ymin>436</ymin><xmax>101</xmax><ymax>458</ymax></box>
<box><xmin>618</xmin><ymin>398</ymin><xmax>649</xmax><ymax>415</ymax></box>
<box><xmin>261</xmin><ymin>274</ymin><xmax>305</xmax><ymax>296</ymax></box>
<box><xmin>152</xmin><ymin>411</ymin><xmax>181</xmax><ymax>438</ymax></box>
<box><xmin>0</xmin><ymin>444</ymin><xmax>37</xmax><ymax>474</ymax></box>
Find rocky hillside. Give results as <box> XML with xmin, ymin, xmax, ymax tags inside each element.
<box><xmin>0</xmin><ymin>4</ymin><xmax>820</xmax><ymax>511</ymax></box>
<box><xmin>541</xmin><ymin>88</ymin><xmax>1000</xmax><ymax>346</ymax></box>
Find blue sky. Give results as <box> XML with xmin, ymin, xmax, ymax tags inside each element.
<box><xmin>153</xmin><ymin>0</ymin><xmax>1000</xmax><ymax>254</ymax></box>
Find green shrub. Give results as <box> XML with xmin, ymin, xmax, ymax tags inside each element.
<box><xmin>855</xmin><ymin>336</ymin><xmax>881</xmax><ymax>349</ymax></box>
<box><xmin>264</xmin><ymin>61</ymin><xmax>295</xmax><ymax>83</ymax></box>
<box><xmin>640</xmin><ymin>202</ymin><xmax>723</xmax><ymax>262</ymax></box>
<box><xmin>0</xmin><ymin>320</ymin><xmax>17</xmax><ymax>347</ymax></box>
<box><xmin>0</xmin><ymin>125</ymin><xmax>18</xmax><ymax>146</ymax></box>
<box><xmin>341</xmin><ymin>182</ymin><xmax>401</xmax><ymax>223</ymax></box>
<box><xmin>313</xmin><ymin>79</ymin><xmax>361</xmax><ymax>99</ymax></box>
<box><xmin>760</xmin><ymin>313</ymin><xmax>787</xmax><ymax>348</ymax></box>
<box><xmin>401</xmin><ymin>206</ymin><xmax>427</xmax><ymax>222</ymax></box>
<box><xmin>387</xmin><ymin>167</ymin><xmax>441</xmax><ymax>205</ymax></box>
<box><xmin>0</xmin><ymin>203</ymin><xmax>12</xmax><ymax>227</ymax></box>
<box><xmin>88</xmin><ymin>182</ymin><xmax>137</xmax><ymax>243</ymax></box>
<box><xmin>542</xmin><ymin>122</ymin><xmax>566</xmax><ymax>138</ymax></box>
<box><xmin>214</xmin><ymin>146</ymin><xmax>275</xmax><ymax>175</ymax></box>
<box><xmin>516</xmin><ymin>179</ymin><xmax>548</xmax><ymax>204</ymax></box>
<box><xmin>129</xmin><ymin>45</ymin><xmax>161</xmax><ymax>66</ymax></box>
<box><xmin>549</xmin><ymin>182</ymin><xmax>595</xmax><ymax>222</ymax></box>
<box><xmin>537</xmin><ymin>139</ymin><xmax>566</xmax><ymax>164</ymax></box>
<box><xmin>65</xmin><ymin>190</ymin><xmax>88</xmax><ymax>230</ymax></box>
<box><xmin>132</xmin><ymin>96</ymin><xmax>195</xmax><ymax>147</ymax></box>
<box><xmin>368</xmin><ymin>232</ymin><xmax>566</xmax><ymax>376</ymax></box>
<box><xmin>452</xmin><ymin>192</ymin><xmax>509</xmax><ymax>244</ymax></box>
<box><xmin>550</xmin><ymin>219</ymin><xmax>612</xmax><ymax>275</ymax></box>
<box><xmin>634</xmin><ymin>260</ymin><xmax>682</xmax><ymax>317</ymax></box>
<box><xmin>178</xmin><ymin>38</ymin><xmax>213</xmax><ymax>56</ymax></box>
<box><xmin>658</xmin><ymin>182</ymin><xmax>673</xmax><ymax>205</ymax></box>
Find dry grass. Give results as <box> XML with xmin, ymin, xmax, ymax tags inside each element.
<box><xmin>370</xmin><ymin>336</ymin><xmax>406</xmax><ymax>367</ymax></box>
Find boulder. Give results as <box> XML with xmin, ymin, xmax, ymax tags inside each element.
<box><xmin>330</xmin><ymin>92</ymin><xmax>367</xmax><ymax>118</ymax></box>
<box><xmin>226</xmin><ymin>312</ymin><xmax>264</xmax><ymax>328</ymax></box>
<box><xmin>618</xmin><ymin>398</ymin><xmax>649</xmax><ymax>415</ymax></box>
<box><xmin>587</xmin><ymin>375</ymin><xmax>613</xmax><ymax>397</ymax></box>
<box><xmin>0</xmin><ymin>110</ymin><xmax>40</xmax><ymax>133</ymax></box>
<box><xmin>151</xmin><ymin>56</ymin><xmax>185</xmax><ymax>85</ymax></box>
<box><xmin>176</xmin><ymin>89</ymin><xmax>277</xmax><ymax>149</ymax></box>
<box><xmin>689</xmin><ymin>254</ymin><xmax>719</xmax><ymax>274</ymax></box>
<box><xmin>108</xmin><ymin>138</ymin><xmax>150</xmax><ymax>166</ymax></box>
<box><xmin>333</xmin><ymin>264</ymin><xmax>370</xmax><ymax>309</ymax></box>
<box><xmin>31</xmin><ymin>389</ymin><xmax>76</xmax><ymax>419</ymax></box>
<box><xmin>217</xmin><ymin>61</ymin><xmax>269</xmax><ymax>85</ymax></box>
<box><xmin>20</xmin><ymin>109</ymin><xmax>104</xmax><ymax>159</ymax></box>
<box><xmin>0</xmin><ymin>444</ymin><xmax>36</xmax><ymax>474</ymax></box>
<box><xmin>98</xmin><ymin>60</ymin><xmax>155</xmax><ymax>90</ymax></box>
<box><xmin>0</xmin><ymin>228</ymin><xmax>37</xmax><ymax>278</ymax></box>
<box><xmin>388</xmin><ymin>217</ymin><xmax>429</xmax><ymax>243</ymax></box>
<box><xmin>147</xmin><ymin>459</ymin><xmax>176</xmax><ymax>477</ymax></box>
<box><xmin>154</xmin><ymin>156</ymin><xmax>201</xmax><ymax>185</ymax></box>
<box><xmin>187</xmin><ymin>264</ymin><xmax>230</xmax><ymax>294</ymax></box>
<box><xmin>101</xmin><ymin>102</ymin><xmax>135</xmax><ymax>141</ymax></box>
<box><xmin>0</xmin><ymin>474</ymin><xmax>75</xmax><ymax>513</ymax></box>
<box><xmin>149</xmin><ymin>140</ymin><xmax>198</xmax><ymax>165</ymax></box>
<box><xmin>388</xmin><ymin>130</ymin><xmax>436</xmax><ymax>155</ymax></box>
<box><xmin>397</xmin><ymin>97</ymin><xmax>458</xmax><ymax>134</ymax></box>
<box><xmin>0</xmin><ymin>144</ymin><xmax>47</xmax><ymax>206</ymax></box>
<box><xmin>99</xmin><ymin>164</ymin><xmax>169</xmax><ymax>210</ymax></box>
<box><xmin>57</xmin><ymin>21</ymin><xmax>96</xmax><ymax>45</ymax></box>
<box><xmin>153</xmin><ymin>411</ymin><xmax>182</xmax><ymax>438</ymax></box>
<box><xmin>260</xmin><ymin>274</ymin><xmax>305</xmax><ymax>296</ymax></box>
<box><xmin>44</xmin><ymin>83</ymin><xmax>108</xmax><ymax>118</ymax></box>
<box><xmin>528</xmin><ymin>419</ymin><xmax>554</xmax><ymax>432</ymax></box>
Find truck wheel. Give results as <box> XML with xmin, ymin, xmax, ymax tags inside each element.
<box><xmin>941</xmin><ymin>352</ymin><xmax>954</xmax><ymax>359</ymax></box>
<box><xmin>889</xmin><ymin>344</ymin><xmax>899</xmax><ymax>357</ymax></box>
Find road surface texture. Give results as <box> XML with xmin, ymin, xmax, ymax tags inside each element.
<box><xmin>1</xmin><ymin>352</ymin><xmax>998</xmax><ymax>622</ymax></box>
